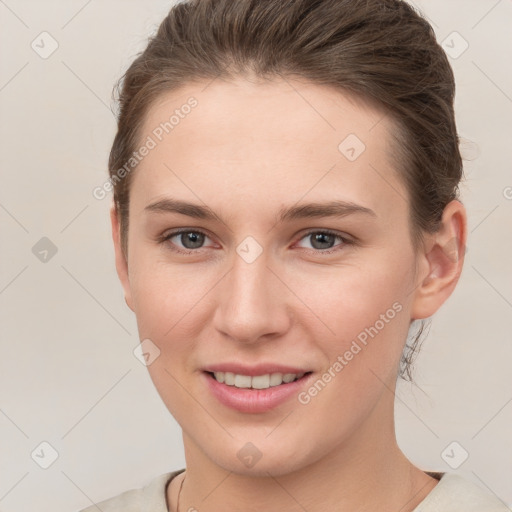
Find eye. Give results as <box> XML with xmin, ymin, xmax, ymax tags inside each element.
<box><xmin>159</xmin><ymin>229</ymin><xmax>214</xmax><ymax>253</ymax></box>
<box><xmin>159</xmin><ymin>228</ymin><xmax>351</xmax><ymax>255</ymax></box>
<box><xmin>295</xmin><ymin>229</ymin><xmax>349</xmax><ymax>253</ymax></box>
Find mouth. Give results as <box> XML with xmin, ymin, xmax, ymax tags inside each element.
<box><xmin>202</xmin><ymin>369</ymin><xmax>314</xmax><ymax>413</ymax></box>
<box><xmin>205</xmin><ymin>370</ymin><xmax>312</xmax><ymax>389</ymax></box>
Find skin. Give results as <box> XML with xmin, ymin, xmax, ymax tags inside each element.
<box><xmin>111</xmin><ymin>76</ymin><xmax>467</xmax><ymax>512</ymax></box>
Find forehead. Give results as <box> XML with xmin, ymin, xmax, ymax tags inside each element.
<box><xmin>131</xmin><ymin>77</ymin><xmax>407</xmax><ymax>222</ymax></box>
<box><xmin>142</xmin><ymin>77</ymin><xmax>390</xmax><ymax>151</ymax></box>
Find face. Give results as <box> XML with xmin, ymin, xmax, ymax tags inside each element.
<box><xmin>112</xmin><ymin>77</ymin><xmax>447</xmax><ymax>476</ymax></box>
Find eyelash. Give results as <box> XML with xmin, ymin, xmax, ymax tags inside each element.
<box><xmin>158</xmin><ymin>228</ymin><xmax>352</xmax><ymax>256</ymax></box>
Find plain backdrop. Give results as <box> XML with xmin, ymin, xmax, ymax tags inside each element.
<box><xmin>0</xmin><ymin>1</ymin><xmax>511</xmax><ymax>511</ymax></box>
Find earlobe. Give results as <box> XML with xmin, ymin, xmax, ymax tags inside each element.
<box><xmin>110</xmin><ymin>203</ymin><xmax>134</xmax><ymax>312</ymax></box>
<box><xmin>411</xmin><ymin>200</ymin><xmax>467</xmax><ymax>320</ymax></box>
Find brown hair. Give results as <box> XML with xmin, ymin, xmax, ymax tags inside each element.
<box><xmin>108</xmin><ymin>0</ymin><xmax>463</xmax><ymax>380</ymax></box>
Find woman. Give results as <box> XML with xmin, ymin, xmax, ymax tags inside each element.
<box><xmin>81</xmin><ymin>0</ymin><xmax>508</xmax><ymax>510</ymax></box>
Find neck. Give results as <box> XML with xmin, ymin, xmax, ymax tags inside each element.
<box><xmin>169</xmin><ymin>393</ymin><xmax>438</xmax><ymax>512</ymax></box>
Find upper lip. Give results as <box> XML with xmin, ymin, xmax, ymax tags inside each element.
<box><xmin>203</xmin><ymin>363</ymin><xmax>312</xmax><ymax>376</ymax></box>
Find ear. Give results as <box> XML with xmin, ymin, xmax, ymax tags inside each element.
<box><xmin>411</xmin><ymin>199</ymin><xmax>467</xmax><ymax>320</ymax></box>
<box><xmin>110</xmin><ymin>202</ymin><xmax>134</xmax><ymax>312</ymax></box>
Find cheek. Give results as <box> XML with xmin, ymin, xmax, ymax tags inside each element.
<box><xmin>297</xmin><ymin>252</ymin><xmax>415</xmax><ymax>388</ymax></box>
<box><xmin>302</xmin><ymin>253</ymin><xmax>413</xmax><ymax>334</ymax></box>
<box><xmin>130</xmin><ymin>244</ymin><xmax>415</xmax><ymax>350</ymax></box>
<box><xmin>130</xmin><ymin>260</ymin><xmax>207</xmax><ymax>415</ymax></box>
<box><xmin>295</xmin><ymin>266</ymin><xmax>412</xmax><ymax>427</ymax></box>
<box><xmin>128</xmin><ymin>249</ymin><xmax>207</xmax><ymax>337</ymax></box>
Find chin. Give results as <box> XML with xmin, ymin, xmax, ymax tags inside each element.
<box><xmin>193</xmin><ymin>428</ymin><xmax>330</xmax><ymax>478</ymax></box>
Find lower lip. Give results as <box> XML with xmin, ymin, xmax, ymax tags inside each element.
<box><xmin>202</xmin><ymin>371</ymin><xmax>313</xmax><ymax>413</ymax></box>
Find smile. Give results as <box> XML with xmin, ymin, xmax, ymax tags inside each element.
<box><xmin>203</xmin><ymin>370</ymin><xmax>314</xmax><ymax>413</ymax></box>
<box><xmin>210</xmin><ymin>371</ymin><xmax>307</xmax><ymax>389</ymax></box>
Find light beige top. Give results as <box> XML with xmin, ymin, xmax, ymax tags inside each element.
<box><xmin>78</xmin><ymin>469</ymin><xmax>510</xmax><ymax>511</ymax></box>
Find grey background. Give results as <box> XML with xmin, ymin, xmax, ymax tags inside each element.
<box><xmin>0</xmin><ymin>1</ymin><xmax>511</xmax><ymax>511</ymax></box>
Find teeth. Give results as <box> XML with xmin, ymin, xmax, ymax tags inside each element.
<box><xmin>234</xmin><ymin>374</ymin><xmax>252</xmax><ymax>388</ymax></box>
<box><xmin>252</xmin><ymin>374</ymin><xmax>270</xmax><ymax>389</ymax></box>
<box><xmin>269</xmin><ymin>373</ymin><xmax>283</xmax><ymax>386</ymax></box>
<box><xmin>212</xmin><ymin>371</ymin><xmax>305</xmax><ymax>389</ymax></box>
<box><xmin>214</xmin><ymin>371</ymin><xmax>225</xmax><ymax>383</ymax></box>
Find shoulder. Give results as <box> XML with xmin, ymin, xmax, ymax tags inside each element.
<box><xmin>415</xmin><ymin>472</ymin><xmax>510</xmax><ymax>512</ymax></box>
<box><xmin>77</xmin><ymin>469</ymin><xmax>184</xmax><ymax>512</ymax></box>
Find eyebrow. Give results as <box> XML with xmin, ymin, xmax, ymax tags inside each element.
<box><xmin>144</xmin><ymin>197</ymin><xmax>376</xmax><ymax>223</ymax></box>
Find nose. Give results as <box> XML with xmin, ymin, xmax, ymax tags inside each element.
<box><xmin>212</xmin><ymin>249</ymin><xmax>292</xmax><ymax>344</ymax></box>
